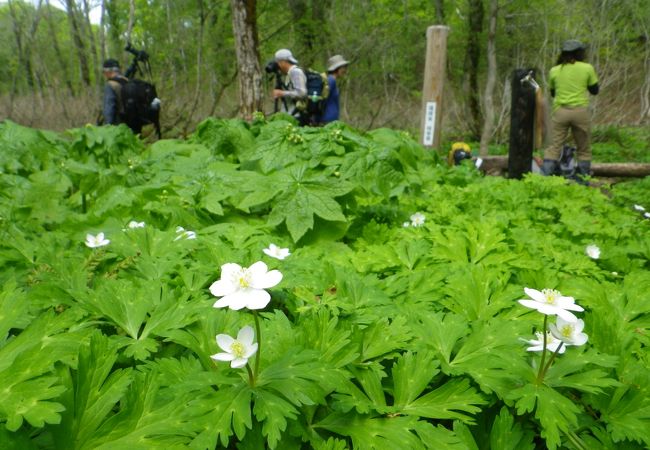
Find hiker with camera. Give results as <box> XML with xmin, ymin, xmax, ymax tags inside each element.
<box><xmin>269</xmin><ymin>49</ymin><xmax>307</xmax><ymax>122</ymax></box>
<box><xmin>99</xmin><ymin>44</ymin><xmax>161</xmax><ymax>138</ymax></box>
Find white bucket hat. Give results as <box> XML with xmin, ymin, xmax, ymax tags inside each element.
<box><xmin>274</xmin><ymin>49</ymin><xmax>298</xmax><ymax>64</ymax></box>
<box><xmin>327</xmin><ymin>55</ymin><xmax>349</xmax><ymax>72</ymax></box>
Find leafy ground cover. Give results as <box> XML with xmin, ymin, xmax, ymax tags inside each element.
<box><xmin>0</xmin><ymin>117</ymin><xmax>649</xmax><ymax>449</ymax></box>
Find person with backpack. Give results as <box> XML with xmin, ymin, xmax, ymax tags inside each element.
<box><xmin>101</xmin><ymin>58</ymin><xmax>130</xmax><ymax>128</ymax></box>
<box><xmin>321</xmin><ymin>54</ymin><xmax>349</xmax><ymax>124</ymax></box>
<box><xmin>271</xmin><ymin>49</ymin><xmax>307</xmax><ymax>123</ymax></box>
<box><xmin>542</xmin><ymin>40</ymin><xmax>599</xmax><ymax>182</ymax></box>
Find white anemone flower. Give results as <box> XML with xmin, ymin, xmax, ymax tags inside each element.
<box><xmin>402</xmin><ymin>222</ymin><xmax>410</xmax><ymax>228</ymax></box>
<box><xmin>410</xmin><ymin>212</ymin><xmax>426</xmax><ymax>227</ymax></box>
<box><xmin>211</xmin><ymin>326</ymin><xmax>258</xmax><ymax>368</ymax></box>
<box><xmin>210</xmin><ymin>261</ymin><xmax>283</xmax><ymax>310</ymax></box>
<box><xmin>549</xmin><ymin>317</ymin><xmax>588</xmax><ymax>347</ymax></box>
<box><xmin>518</xmin><ymin>287</ymin><xmax>584</xmax><ymax>322</ymax></box>
<box><xmin>644</xmin><ymin>212</ymin><xmax>650</xmax><ymax>219</ymax></box>
<box><xmin>174</xmin><ymin>226</ymin><xmax>197</xmax><ymax>241</ymax></box>
<box><xmin>633</xmin><ymin>204</ymin><xmax>645</xmax><ymax>212</ymax></box>
<box><xmin>263</xmin><ymin>243</ymin><xmax>291</xmax><ymax>260</ymax></box>
<box><xmin>585</xmin><ymin>244</ymin><xmax>600</xmax><ymax>259</ymax></box>
<box><xmin>522</xmin><ymin>331</ymin><xmax>566</xmax><ymax>354</ymax></box>
<box><xmin>85</xmin><ymin>232</ymin><xmax>110</xmax><ymax>248</ymax></box>
<box><xmin>128</xmin><ymin>220</ymin><xmax>145</xmax><ymax>229</ymax></box>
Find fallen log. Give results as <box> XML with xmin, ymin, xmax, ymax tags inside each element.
<box><xmin>477</xmin><ymin>156</ymin><xmax>650</xmax><ymax>178</ymax></box>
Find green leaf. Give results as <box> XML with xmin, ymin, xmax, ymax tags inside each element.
<box><xmin>315</xmin><ymin>413</ymin><xmax>426</xmax><ymax>450</ymax></box>
<box><xmin>489</xmin><ymin>406</ymin><xmax>535</xmax><ymax>450</ymax></box>
<box><xmin>53</xmin><ymin>332</ymin><xmax>133</xmax><ymax>450</ymax></box>
<box><xmin>252</xmin><ymin>389</ymin><xmax>297</xmax><ymax>449</ymax></box>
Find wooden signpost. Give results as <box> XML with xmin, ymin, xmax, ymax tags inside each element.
<box><xmin>420</xmin><ymin>25</ymin><xmax>449</xmax><ymax>149</ymax></box>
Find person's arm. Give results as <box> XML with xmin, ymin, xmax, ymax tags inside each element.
<box><xmin>281</xmin><ymin>67</ymin><xmax>307</xmax><ymax>99</ymax></box>
<box><xmin>103</xmin><ymin>84</ymin><xmax>118</xmax><ymax>125</ymax></box>
<box><xmin>587</xmin><ymin>83</ymin><xmax>599</xmax><ymax>95</ymax></box>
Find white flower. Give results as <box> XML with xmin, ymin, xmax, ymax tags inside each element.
<box><xmin>522</xmin><ymin>331</ymin><xmax>566</xmax><ymax>354</ymax></box>
<box><xmin>633</xmin><ymin>204</ymin><xmax>645</xmax><ymax>212</ymax></box>
<box><xmin>585</xmin><ymin>244</ymin><xmax>600</xmax><ymax>259</ymax></box>
<box><xmin>402</xmin><ymin>222</ymin><xmax>410</xmax><ymax>228</ymax></box>
<box><xmin>128</xmin><ymin>220</ymin><xmax>145</xmax><ymax>229</ymax></box>
<box><xmin>518</xmin><ymin>287</ymin><xmax>584</xmax><ymax>322</ymax></box>
<box><xmin>263</xmin><ymin>243</ymin><xmax>291</xmax><ymax>260</ymax></box>
<box><xmin>211</xmin><ymin>326</ymin><xmax>258</xmax><ymax>369</ymax></box>
<box><xmin>644</xmin><ymin>212</ymin><xmax>650</xmax><ymax>219</ymax></box>
<box><xmin>410</xmin><ymin>212</ymin><xmax>426</xmax><ymax>227</ymax></box>
<box><xmin>174</xmin><ymin>226</ymin><xmax>197</xmax><ymax>241</ymax></box>
<box><xmin>210</xmin><ymin>261</ymin><xmax>283</xmax><ymax>310</ymax></box>
<box><xmin>85</xmin><ymin>232</ymin><xmax>110</xmax><ymax>248</ymax></box>
<box><xmin>549</xmin><ymin>317</ymin><xmax>588</xmax><ymax>347</ymax></box>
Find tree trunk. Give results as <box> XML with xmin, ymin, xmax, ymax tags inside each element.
<box><xmin>230</xmin><ymin>0</ymin><xmax>264</xmax><ymax>120</ymax></box>
<box><xmin>45</xmin><ymin>0</ymin><xmax>75</xmax><ymax>96</ymax></box>
<box><xmin>126</xmin><ymin>0</ymin><xmax>135</xmax><ymax>43</ymax></box>
<box><xmin>465</xmin><ymin>0</ymin><xmax>484</xmax><ymax>140</ymax></box>
<box><xmin>81</xmin><ymin>0</ymin><xmax>100</xmax><ymax>88</ymax></box>
<box><xmin>433</xmin><ymin>0</ymin><xmax>445</xmax><ymax>24</ymax></box>
<box><xmin>479</xmin><ymin>0</ymin><xmax>497</xmax><ymax>156</ymax></box>
<box><xmin>64</xmin><ymin>0</ymin><xmax>91</xmax><ymax>86</ymax></box>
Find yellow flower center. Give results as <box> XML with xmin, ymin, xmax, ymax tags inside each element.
<box><xmin>230</xmin><ymin>341</ymin><xmax>245</xmax><ymax>358</ymax></box>
<box><xmin>236</xmin><ymin>269</ymin><xmax>252</xmax><ymax>288</ymax></box>
<box><xmin>542</xmin><ymin>289</ymin><xmax>560</xmax><ymax>304</ymax></box>
<box><xmin>560</xmin><ymin>325</ymin><xmax>573</xmax><ymax>338</ymax></box>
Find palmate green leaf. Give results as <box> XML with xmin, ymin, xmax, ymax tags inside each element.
<box><xmin>314</xmin><ymin>413</ymin><xmax>426</xmax><ymax>450</ymax></box>
<box><xmin>0</xmin><ymin>280</ymin><xmax>31</xmax><ymax>342</ymax></box>
<box><xmin>412</xmin><ymin>313</ymin><xmax>468</xmax><ymax>369</ymax></box>
<box><xmin>53</xmin><ymin>332</ymin><xmax>133</xmax><ymax>450</ymax></box>
<box><xmin>266</xmin><ymin>164</ymin><xmax>353</xmax><ymax>242</ymax></box>
<box><xmin>0</xmin><ymin>311</ymin><xmax>84</xmax><ymax>431</ymax></box>
<box><xmin>544</xmin><ymin>349</ymin><xmax>619</xmax><ymax>394</ymax></box>
<box><xmin>392</xmin><ymin>351</ymin><xmax>441</xmax><ymax>408</ymax></box>
<box><xmin>252</xmin><ymin>389</ymin><xmax>298</xmax><ymax>449</ymax></box>
<box><xmin>412</xmin><ymin>421</ymin><xmax>466</xmax><ymax>450</ymax></box>
<box><xmin>397</xmin><ymin>378</ymin><xmax>486</xmax><ymax>423</ymax></box>
<box><xmin>356</xmin><ymin>316</ymin><xmax>412</xmax><ymax>362</ymax></box>
<box><xmin>508</xmin><ymin>383</ymin><xmax>581</xmax><ymax>450</ymax></box>
<box><xmin>333</xmin><ymin>364</ymin><xmax>387</xmax><ymax>414</ymax></box>
<box><xmin>187</xmin><ymin>383</ymin><xmax>253</xmax><ymax>449</ymax></box>
<box><xmin>297</xmin><ymin>309</ymin><xmax>359</xmax><ymax>368</ymax></box>
<box><xmin>591</xmin><ymin>362</ymin><xmax>650</xmax><ymax>446</ymax></box>
<box><xmin>245</xmin><ymin>120</ymin><xmax>303</xmax><ymax>173</ymax></box>
<box><xmin>489</xmin><ymin>406</ymin><xmax>535</xmax><ymax>450</ymax></box>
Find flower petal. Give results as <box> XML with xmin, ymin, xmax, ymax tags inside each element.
<box><xmin>243</xmin><ymin>342</ymin><xmax>258</xmax><ymax>358</ymax></box>
<box><xmin>223</xmin><ymin>290</ymin><xmax>255</xmax><ymax>310</ymax></box>
<box><xmin>237</xmin><ymin>326</ymin><xmax>255</xmax><ymax>346</ymax></box>
<box><xmin>231</xmin><ymin>358</ymin><xmax>248</xmax><ymax>368</ymax></box>
<box><xmin>523</xmin><ymin>287</ymin><xmax>545</xmax><ymax>303</ymax></box>
<box><xmin>211</xmin><ymin>352</ymin><xmax>235</xmax><ymax>362</ymax></box>
<box><xmin>252</xmin><ymin>269</ymin><xmax>283</xmax><ymax>289</ymax></box>
<box><xmin>220</xmin><ymin>263</ymin><xmax>243</xmax><ymax>280</ymax></box>
<box><xmin>213</xmin><ymin>296</ymin><xmax>232</xmax><ymax>309</ymax></box>
<box><xmin>216</xmin><ymin>334</ymin><xmax>235</xmax><ymax>352</ymax></box>
<box><xmin>243</xmin><ymin>289</ymin><xmax>271</xmax><ymax>310</ymax></box>
<box><xmin>209</xmin><ymin>279</ymin><xmax>236</xmax><ymax>297</ymax></box>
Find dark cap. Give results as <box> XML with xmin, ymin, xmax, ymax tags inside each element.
<box><xmin>561</xmin><ymin>40</ymin><xmax>586</xmax><ymax>52</ymax></box>
<box><xmin>102</xmin><ymin>59</ymin><xmax>121</xmax><ymax>71</ymax></box>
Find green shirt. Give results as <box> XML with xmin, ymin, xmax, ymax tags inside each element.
<box><xmin>549</xmin><ymin>61</ymin><xmax>598</xmax><ymax>109</ymax></box>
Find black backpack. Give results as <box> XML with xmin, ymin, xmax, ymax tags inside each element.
<box><xmin>298</xmin><ymin>69</ymin><xmax>329</xmax><ymax>125</ymax></box>
<box><xmin>120</xmin><ymin>78</ymin><xmax>161</xmax><ymax>138</ymax></box>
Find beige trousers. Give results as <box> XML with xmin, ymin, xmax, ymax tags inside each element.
<box><xmin>544</xmin><ymin>106</ymin><xmax>592</xmax><ymax>161</ymax></box>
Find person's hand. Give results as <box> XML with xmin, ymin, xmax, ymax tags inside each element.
<box><xmin>272</xmin><ymin>89</ymin><xmax>284</xmax><ymax>99</ymax></box>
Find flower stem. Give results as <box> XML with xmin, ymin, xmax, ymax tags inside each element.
<box><xmin>541</xmin><ymin>342</ymin><xmax>564</xmax><ymax>378</ymax></box>
<box><xmin>536</xmin><ymin>315</ymin><xmax>549</xmax><ymax>383</ymax></box>
<box><xmin>245</xmin><ymin>363</ymin><xmax>255</xmax><ymax>387</ymax></box>
<box><xmin>253</xmin><ymin>311</ymin><xmax>262</xmax><ymax>379</ymax></box>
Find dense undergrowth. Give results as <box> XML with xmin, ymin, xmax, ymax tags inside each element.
<box><xmin>0</xmin><ymin>117</ymin><xmax>649</xmax><ymax>449</ymax></box>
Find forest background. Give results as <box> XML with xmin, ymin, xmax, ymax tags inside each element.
<box><xmin>1</xmin><ymin>0</ymin><xmax>649</xmax><ymax>151</ymax></box>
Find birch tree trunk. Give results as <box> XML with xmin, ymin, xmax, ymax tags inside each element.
<box><xmin>479</xmin><ymin>0</ymin><xmax>498</xmax><ymax>156</ymax></box>
<box><xmin>230</xmin><ymin>0</ymin><xmax>264</xmax><ymax>120</ymax></box>
<box><xmin>45</xmin><ymin>0</ymin><xmax>75</xmax><ymax>96</ymax></box>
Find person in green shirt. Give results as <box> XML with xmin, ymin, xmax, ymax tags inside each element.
<box><xmin>542</xmin><ymin>39</ymin><xmax>599</xmax><ymax>181</ymax></box>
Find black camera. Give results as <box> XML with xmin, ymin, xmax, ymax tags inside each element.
<box><xmin>125</xmin><ymin>42</ymin><xmax>149</xmax><ymax>62</ymax></box>
<box><xmin>265</xmin><ymin>60</ymin><xmax>280</xmax><ymax>74</ymax></box>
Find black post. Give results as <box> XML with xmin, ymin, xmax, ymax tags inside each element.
<box><xmin>508</xmin><ymin>68</ymin><xmax>537</xmax><ymax>179</ymax></box>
